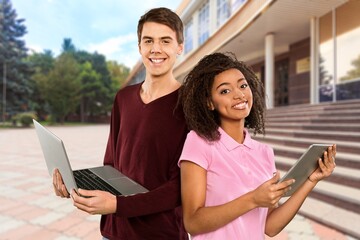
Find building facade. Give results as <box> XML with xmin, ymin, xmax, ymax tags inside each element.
<box><xmin>126</xmin><ymin>0</ymin><xmax>360</xmax><ymax>108</ymax></box>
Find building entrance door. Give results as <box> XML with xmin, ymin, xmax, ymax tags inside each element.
<box><xmin>275</xmin><ymin>59</ymin><xmax>289</xmax><ymax>106</ymax></box>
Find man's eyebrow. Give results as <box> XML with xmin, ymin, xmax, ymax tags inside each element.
<box><xmin>141</xmin><ymin>36</ymin><xmax>174</xmax><ymax>40</ymax></box>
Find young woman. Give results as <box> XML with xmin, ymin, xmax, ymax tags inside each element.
<box><xmin>178</xmin><ymin>52</ymin><xmax>336</xmax><ymax>239</ymax></box>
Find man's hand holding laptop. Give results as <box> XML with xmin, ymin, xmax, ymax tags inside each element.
<box><xmin>53</xmin><ymin>168</ymin><xmax>117</xmax><ymax>215</ymax></box>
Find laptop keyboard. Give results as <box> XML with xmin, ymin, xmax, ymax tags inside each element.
<box><xmin>73</xmin><ymin>169</ymin><xmax>122</xmax><ymax>196</ymax></box>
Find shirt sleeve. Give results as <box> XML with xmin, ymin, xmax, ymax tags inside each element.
<box><xmin>178</xmin><ymin>130</ymin><xmax>212</xmax><ymax>170</ymax></box>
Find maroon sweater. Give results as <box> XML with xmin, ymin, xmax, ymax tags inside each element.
<box><xmin>101</xmin><ymin>83</ymin><xmax>189</xmax><ymax>239</ymax></box>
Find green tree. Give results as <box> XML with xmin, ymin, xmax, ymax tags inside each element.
<box><xmin>74</xmin><ymin>50</ymin><xmax>113</xmax><ymax>113</ymax></box>
<box><xmin>0</xmin><ymin>0</ymin><xmax>30</xmax><ymax>119</ymax></box>
<box><xmin>39</xmin><ymin>53</ymin><xmax>81</xmax><ymax>123</ymax></box>
<box><xmin>61</xmin><ymin>38</ymin><xmax>76</xmax><ymax>53</ymax></box>
<box><xmin>107</xmin><ymin>60</ymin><xmax>130</xmax><ymax>93</ymax></box>
<box><xmin>26</xmin><ymin>50</ymin><xmax>55</xmax><ymax>120</ymax></box>
<box><xmin>78</xmin><ymin>61</ymin><xmax>106</xmax><ymax>122</ymax></box>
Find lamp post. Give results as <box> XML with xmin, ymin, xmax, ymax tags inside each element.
<box><xmin>2</xmin><ymin>61</ymin><xmax>6</xmax><ymax>123</ymax></box>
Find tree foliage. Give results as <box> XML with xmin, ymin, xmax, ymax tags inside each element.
<box><xmin>39</xmin><ymin>53</ymin><xmax>81</xmax><ymax>123</ymax></box>
<box><xmin>0</xmin><ymin>0</ymin><xmax>30</xmax><ymax>118</ymax></box>
<box><xmin>26</xmin><ymin>38</ymin><xmax>130</xmax><ymax>123</ymax></box>
<box><xmin>1</xmin><ymin>0</ymin><xmax>131</xmax><ymax>124</ymax></box>
<box><xmin>26</xmin><ymin>50</ymin><xmax>55</xmax><ymax>120</ymax></box>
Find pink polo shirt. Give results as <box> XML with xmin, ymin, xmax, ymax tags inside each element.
<box><xmin>179</xmin><ymin>128</ymin><xmax>276</xmax><ymax>240</ymax></box>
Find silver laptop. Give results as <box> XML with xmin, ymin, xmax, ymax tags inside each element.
<box><xmin>33</xmin><ymin>119</ymin><xmax>148</xmax><ymax>196</ymax></box>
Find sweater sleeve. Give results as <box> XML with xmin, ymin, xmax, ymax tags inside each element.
<box><xmin>103</xmin><ymin>96</ymin><xmax>120</xmax><ymax>167</ymax></box>
<box><xmin>114</xmin><ymin>141</ymin><xmax>183</xmax><ymax>218</ymax></box>
<box><xmin>115</xmin><ymin>172</ymin><xmax>181</xmax><ymax>217</ymax></box>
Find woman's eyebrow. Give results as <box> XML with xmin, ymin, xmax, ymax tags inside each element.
<box><xmin>215</xmin><ymin>77</ymin><xmax>246</xmax><ymax>90</ymax></box>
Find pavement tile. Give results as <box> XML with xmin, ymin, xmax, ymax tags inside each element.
<box><xmin>0</xmin><ymin>216</ymin><xmax>25</xmax><ymax>234</ymax></box>
<box><xmin>1</xmin><ymin>203</ymin><xmax>35</xmax><ymax>217</ymax></box>
<box><xmin>65</xmin><ymin>220</ymin><xmax>100</xmax><ymax>238</ymax></box>
<box><xmin>22</xmin><ymin>228</ymin><xmax>62</xmax><ymax>240</ymax></box>
<box><xmin>17</xmin><ymin>207</ymin><xmax>50</xmax><ymax>222</ymax></box>
<box><xmin>1</xmin><ymin>223</ymin><xmax>42</xmax><ymax>240</ymax></box>
<box><xmin>30</xmin><ymin>212</ymin><xmax>66</xmax><ymax>226</ymax></box>
<box><xmin>0</xmin><ymin>198</ymin><xmax>22</xmax><ymax>212</ymax></box>
<box><xmin>83</xmin><ymin>229</ymin><xmax>102</xmax><ymax>240</ymax></box>
<box><xmin>54</xmin><ymin>236</ymin><xmax>81</xmax><ymax>240</ymax></box>
<box><xmin>310</xmin><ymin>219</ymin><xmax>348</xmax><ymax>240</ymax></box>
<box><xmin>46</xmin><ymin>215</ymin><xmax>84</xmax><ymax>232</ymax></box>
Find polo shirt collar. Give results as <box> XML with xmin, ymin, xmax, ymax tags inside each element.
<box><xmin>218</xmin><ymin>127</ymin><xmax>254</xmax><ymax>151</ymax></box>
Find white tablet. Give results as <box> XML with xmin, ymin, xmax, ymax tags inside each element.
<box><xmin>279</xmin><ymin>144</ymin><xmax>332</xmax><ymax>197</ymax></box>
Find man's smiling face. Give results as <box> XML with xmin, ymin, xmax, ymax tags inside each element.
<box><xmin>138</xmin><ymin>22</ymin><xmax>183</xmax><ymax>78</ymax></box>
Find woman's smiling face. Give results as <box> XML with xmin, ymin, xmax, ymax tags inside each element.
<box><xmin>209</xmin><ymin>68</ymin><xmax>253</xmax><ymax>126</ymax></box>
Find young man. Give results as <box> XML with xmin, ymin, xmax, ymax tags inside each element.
<box><xmin>53</xmin><ymin>7</ymin><xmax>189</xmax><ymax>239</ymax></box>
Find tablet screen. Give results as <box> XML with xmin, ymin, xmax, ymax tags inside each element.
<box><xmin>278</xmin><ymin>144</ymin><xmax>331</xmax><ymax>197</ymax></box>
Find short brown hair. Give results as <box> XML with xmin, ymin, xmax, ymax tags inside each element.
<box><xmin>137</xmin><ymin>7</ymin><xmax>184</xmax><ymax>44</ymax></box>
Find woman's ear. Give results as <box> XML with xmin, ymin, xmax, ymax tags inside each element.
<box><xmin>207</xmin><ymin>100</ymin><xmax>215</xmax><ymax>111</ymax></box>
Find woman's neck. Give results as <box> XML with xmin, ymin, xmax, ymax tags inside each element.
<box><xmin>221</xmin><ymin>121</ymin><xmax>245</xmax><ymax>144</ymax></box>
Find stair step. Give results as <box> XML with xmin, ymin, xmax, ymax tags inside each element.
<box><xmin>266</xmin><ymin>122</ymin><xmax>360</xmax><ymax>132</ymax></box>
<box><xmin>279</xmin><ymin>197</ymin><xmax>360</xmax><ymax>239</ymax></box>
<box><xmin>278</xmin><ymin>169</ymin><xmax>360</xmax><ymax>206</ymax></box>
<box><xmin>254</xmin><ymin>134</ymin><xmax>360</xmax><ymax>154</ymax></box>
<box><xmin>276</xmin><ymin>156</ymin><xmax>360</xmax><ymax>181</ymax></box>
<box><xmin>267</xmin><ymin>109</ymin><xmax>360</xmax><ymax>118</ymax></box>
<box><xmin>266</xmin><ymin>116</ymin><xmax>360</xmax><ymax>124</ymax></box>
<box><xmin>268</xmin><ymin>144</ymin><xmax>360</xmax><ymax>161</ymax></box>
<box><xmin>269</xmin><ymin>144</ymin><xmax>360</xmax><ymax>168</ymax></box>
<box><xmin>263</xmin><ymin>128</ymin><xmax>360</xmax><ymax>142</ymax></box>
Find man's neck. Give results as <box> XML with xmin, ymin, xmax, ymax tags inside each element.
<box><xmin>140</xmin><ymin>74</ymin><xmax>180</xmax><ymax>104</ymax></box>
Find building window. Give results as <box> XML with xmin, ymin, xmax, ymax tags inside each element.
<box><xmin>319</xmin><ymin>0</ymin><xmax>360</xmax><ymax>102</ymax></box>
<box><xmin>217</xmin><ymin>0</ymin><xmax>230</xmax><ymax>27</ymax></box>
<box><xmin>198</xmin><ymin>0</ymin><xmax>210</xmax><ymax>46</ymax></box>
<box><xmin>231</xmin><ymin>0</ymin><xmax>246</xmax><ymax>13</ymax></box>
<box><xmin>184</xmin><ymin>19</ymin><xmax>194</xmax><ymax>54</ymax></box>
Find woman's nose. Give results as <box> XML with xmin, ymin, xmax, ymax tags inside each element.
<box><xmin>234</xmin><ymin>88</ymin><xmax>245</xmax><ymax>99</ymax></box>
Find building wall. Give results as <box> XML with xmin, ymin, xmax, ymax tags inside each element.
<box><xmin>288</xmin><ymin>38</ymin><xmax>310</xmax><ymax>105</ymax></box>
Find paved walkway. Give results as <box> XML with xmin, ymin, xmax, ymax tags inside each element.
<box><xmin>0</xmin><ymin>125</ymin><xmax>356</xmax><ymax>240</ymax></box>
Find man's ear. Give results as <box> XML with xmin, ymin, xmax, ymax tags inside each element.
<box><xmin>177</xmin><ymin>43</ymin><xmax>184</xmax><ymax>55</ymax></box>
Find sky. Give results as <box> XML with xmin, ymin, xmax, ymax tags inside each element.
<box><xmin>11</xmin><ymin>0</ymin><xmax>182</xmax><ymax>69</ymax></box>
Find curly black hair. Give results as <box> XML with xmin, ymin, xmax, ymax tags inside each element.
<box><xmin>179</xmin><ymin>52</ymin><xmax>266</xmax><ymax>141</ymax></box>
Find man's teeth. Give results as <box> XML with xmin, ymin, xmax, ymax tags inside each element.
<box><xmin>151</xmin><ymin>59</ymin><xmax>164</xmax><ymax>63</ymax></box>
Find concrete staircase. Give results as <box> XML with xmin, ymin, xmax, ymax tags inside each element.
<box><xmin>253</xmin><ymin>99</ymin><xmax>360</xmax><ymax>239</ymax></box>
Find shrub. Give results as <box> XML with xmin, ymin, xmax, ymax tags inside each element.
<box><xmin>14</xmin><ymin>112</ymin><xmax>37</xmax><ymax>127</ymax></box>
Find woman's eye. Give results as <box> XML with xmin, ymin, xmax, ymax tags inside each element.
<box><xmin>220</xmin><ymin>89</ymin><xmax>230</xmax><ymax>94</ymax></box>
<box><xmin>240</xmin><ymin>83</ymin><xmax>248</xmax><ymax>89</ymax></box>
